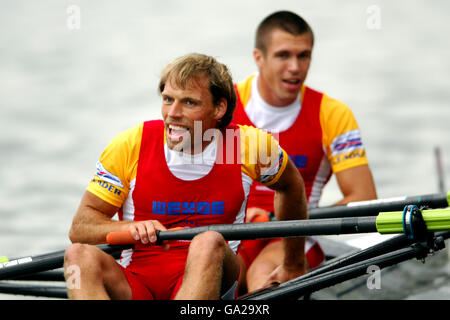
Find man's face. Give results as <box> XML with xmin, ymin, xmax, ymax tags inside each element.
<box><xmin>254</xmin><ymin>29</ymin><xmax>313</xmax><ymax>106</ymax></box>
<box><xmin>161</xmin><ymin>76</ymin><xmax>226</xmax><ymax>153</ymax></box>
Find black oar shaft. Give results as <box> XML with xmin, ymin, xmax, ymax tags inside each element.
<box><xmin>0</xmin><ymin>244</ymin><xmax>130</xmax><ymax>281</ymax></box>
<box><xmin>12</xmin><ymin>269</ymin><xmax>65</xmax><ymax>281</ymax></box>
<box><xmin>157</xmin><ymin>217</ymin><xmax>378</xmax><ymax>241</ymax></box>
<box><xmin>245</xmin><ymin>231</ymin><xmax>450</xmax><ymax>300</ymax></box>
<box><xmin>0</xmin><ymin>217</ymin><xmax>377</xmax><ymax>281</ymax></box>
<box><xmin>309</xmin><ymin>192</ymin><xmax>449</xmax><ymax>219</ymax></box>
<box><xmin>0</xmin><ymin>282</ymin><xmax>68</xmax><ymax>299</ymax></box>
<box><xmin>248</xmin><ymin>245</ymin><xmax>428</xmax><ymax>300</ymax></box>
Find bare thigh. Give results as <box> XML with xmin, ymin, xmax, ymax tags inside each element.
<box><xmin>246</xmin><ymin>241</ymin><xmax>283</xmax><ymax>291</ymax></box>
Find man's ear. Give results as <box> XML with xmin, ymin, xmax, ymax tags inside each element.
<box><xmin>214</xmin><ymin>98</ymin><xmax>227</xmax><ymax>120</ymax></box>
<box><xmin>253</xmin><ymin>48</ymin><xmax>264</xmax><ymax>69</ymax></box>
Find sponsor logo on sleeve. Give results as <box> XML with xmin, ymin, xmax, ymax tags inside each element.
<box><xmin>95</xmin><ymin>161</ymin><xmax>124</xmax><ymax>188</ymax></box>
<box><xmin>330</xmin><ymin>129</ymin><xmax>364</xmax><ymax>157</ymax></box>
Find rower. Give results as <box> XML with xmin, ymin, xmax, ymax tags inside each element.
<box><xmin>63</xmin><ymin>53</ymin><xmax>309</xmax><ymax>300</ymax></box>
<box><xmin>232</xmin><ymin>10</ymin><xmax>378</xmax><ymax>294</ymax></box>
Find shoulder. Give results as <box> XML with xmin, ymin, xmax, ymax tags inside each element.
<box><xmin>318</xmin><ymin>92</ymin><xmax>355</xmax><ymax>120</ymax></box>
<box><xmin>236</xmin><ymin>124</ymin><xmax>288</xmax><ymax>186</ymax></box>
<box><xmin>235</xmin><ymin>74</ymin><xmax>256</xmax><ymax>90</ymax></box>
<box><xmin>321</xmin><ymin>93</ymin><xmax>352</xmax><ymax>113</ymax></box>
<box><xmin>237</xmin><ymin>124</ymin><xmax>272</xmax><ymax>141</ymax></box>
<box><xmin>317</xmin><ymin>91</ymin><xmax>360</xmax><ymax>135</ymax></box>
<box><xmin>86</xmin><ymin>123</ymin><xmax>144</xmax><ymax>207</ymax></box>
<box><xmin>235</xmin><ymin>74</ymin><xmax>256</xmax><ymax>105</ymax></box>
<box><xmin>108</xmin><ymin>123</ymin><xmax>144</xmax><ymax>150</ymax></box>
<box><xmin>99</xmin><ymin>123</ymin><xmax>144</xmax><ymax>171</ymax></box>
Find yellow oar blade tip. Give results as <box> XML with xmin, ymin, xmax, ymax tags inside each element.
<box><xmin>0</xmin><ymin>256</ymin><xmax>9</xmax><ymax>263</ymax></box>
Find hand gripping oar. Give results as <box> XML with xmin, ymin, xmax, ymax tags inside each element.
<box><xmin>309</xmin><ymin>191</ymin><xmax>450</xmax><ymax>219</ymax></box>
<box><xmin>106</xmin><ymin>206</ymin><xmax>450</xmax><ymax>245</ymax></box>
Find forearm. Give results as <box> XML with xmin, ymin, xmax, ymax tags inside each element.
<box><xmin>333</xmin><ymin>189</ymin><xmax>377</xmax><ymax>206</ymax></box>
<box><xmin>334</xmin><ymin>165</ymin><xmax>378</xmax><ymax>206</ymax></box>
<box><xmin>69</xmin><ymin>207</ymin><xmax>130</xmax><ymax>245</ymax></box>
<box><xmin>273</xmin><ymin>179</ymin><xmax>308</xmax><ymax>269</ymax></box>
<box><xmin>69</xmin><ymin>191</ymin><xmax>131</xmax><ymax>245</ymax></box>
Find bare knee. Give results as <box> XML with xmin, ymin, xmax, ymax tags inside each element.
<box><xmin>189</xmin><ymin>231</ymin><xmax>226</xmax><ymax>260</ymax></box>
<box><xmin>65</xmin><ymin>243</ymin><xmax>88</xmax><ymax>264</ymax></box>
<box><xmin>64</xmin><ymin>243</ymin><xmax>103</xmax><ymax>273</ymax></box>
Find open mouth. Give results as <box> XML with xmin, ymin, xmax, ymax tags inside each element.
<box><xmin>282</xmin><ymin>79</ymin><xmax>302</xmax><ymax>90</ymax></box>
<box><xmin>283</xmin><ymin>79</ymin><xmax>300</xmax><ymax>85</ymax></box>
<box><xmin>167</xmin><ymin>124</ymin><xmax>189</xmax><ymax>142</ymax></box>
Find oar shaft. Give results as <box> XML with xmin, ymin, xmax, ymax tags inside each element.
<box><xmin>0</xmin><ymin>244</ymin><xmax>131</xmax><ymax>281</ymax></box>
<box><xmin>309</xmin><ymin>192</ymin><xmax>450</xmax><ymax>219</ymax></box>
<box><xmin>251</xmin><ymin>231</ymin><xmax>450</xmax><ymax>300</ymax></box>
<box><xmin>248</xmin><ymin>244</ymin><xmax>428</xmax><ymax>300</ymax></box>
<box><xmin>156</xmin><ymin>217</ymin><xmax>378</xmax><ymax>242</ymax></box>
<box><xmin>0</xmin><ymin>250</ymin><xmax>67</xmax><ymax>281</ymax></box>
<box><xmin>0</xmin><ymin>282</ymin><xmax>68</xmax><ymax>299</ymax></box>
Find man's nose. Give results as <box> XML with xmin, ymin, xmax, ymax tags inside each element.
<box><xmin>167</xmin><ymin>101</ymin><xmax>183</xmax><ymax>118</ymax></box>
<box><xmin>287</xmin><ymin>57</ymin><xmax>300</xmax><ymax>73</ymax></box>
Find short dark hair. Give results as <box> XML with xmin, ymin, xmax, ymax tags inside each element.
<box><xmin>255</xmin><ymin>11</ymin><xmax>314</xmax><ymax>54</ymax></box>
<box><xmin>159</xmin><ymin>53</ymin><xmax>236</xmax><ymax>129</ymax></box>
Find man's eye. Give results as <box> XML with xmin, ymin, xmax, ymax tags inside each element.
<box><xmin>299</xmin><ymin>52</ymin><xmax>311</xmax><ymax>59</ymax></box>
<box><xmin>163</xmin><ymin>96</ymin><xmax>173</xmax><ymax>103</ymax></box>
<box><xmin>186</xmin><ymin>100</ymin><xmax>196</xmax><ymax>106</ymax></box>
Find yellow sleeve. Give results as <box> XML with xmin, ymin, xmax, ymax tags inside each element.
<box><xmin>320</xmin><ymin>94</ymin><xmax>368</xmax><ymax>173</ymax></box>
<box><xmin>86</xmin><ymin>123</ymin><xmax>143</xmax><ymax>207</ymax></box>
<box><xmin>235</xmin><ymin>74</ymin><xmax>256</xmax><ymax>108</ymax></box>
<box><xmin>238</xmin><ymin>125</ymin><xmax>288</xmax><ymax>186</ymax></box>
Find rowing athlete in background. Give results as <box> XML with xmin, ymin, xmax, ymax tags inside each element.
<box><xmin>63</xmin><ymin>53</ymin><xmax>309</xmax><ymax>300</ymax></box>
<box><xmin>233</xmin><ymin>11</ymin><xmax>378</xmax><ymax>293</ymax></box>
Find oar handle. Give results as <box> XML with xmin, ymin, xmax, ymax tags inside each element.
<box><xmin>106</xmin><ymin>231</ymin><xmax>136</xmax><ymax>245</ymax></box>
<box><xmin>106</xmin><ymin>227</ymin><xmax>185</xmax><ymax>245</ymax></box>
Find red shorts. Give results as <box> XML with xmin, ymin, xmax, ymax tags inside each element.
<box><xmin>119</xmin><ymin>245</ymin><xmax>240</xmax><ymax>300</ymax></box>
<box><xmin>238</xmin><ymin>238</ymin><xmax>277</xmax><ymax>269</ymax></box>
<box><xmin>120</xmin><ymin>247</ymin><xmax>188</xmax><ymax>300</ymax></box>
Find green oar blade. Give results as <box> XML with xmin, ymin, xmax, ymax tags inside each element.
<box><xmin>423</xmin><ymin>208</ymin><xmax>450</xmax><ymax>231</ymax></box>
<box><xmin>376</xmin><ymin>208</ymin><xmax>450</xmax><ymax>234</ymax></box>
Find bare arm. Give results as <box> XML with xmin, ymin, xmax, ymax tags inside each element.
<box><xmin>333</xmin><ymin>164</ymin><xmax>377</xmax><ymax>206</ymax></box>
<box><xmin>69</xmin><ymin>191</ymin><xmax>167</xmax><ymax>245</ymax></box>
<box><xmin>268</xmin><ymin>158</ymin><xmax>308</xmax><ymax>273</ymax></box>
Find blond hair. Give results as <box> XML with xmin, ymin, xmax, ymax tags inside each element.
<box><xmin>159</xmin><ymin>53</ymin><xmax>236</xmax><ymax>129</ymax></box>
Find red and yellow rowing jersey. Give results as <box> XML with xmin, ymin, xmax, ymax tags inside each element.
<box><xmin>86</xmin><ymin>120</ymin><xmax>288</xmax><ymax>259</ymax></box>
<box><xmin>233</xmin><ymin>74</ymin><xmax>369</xmax><ymax>210</ymax></box>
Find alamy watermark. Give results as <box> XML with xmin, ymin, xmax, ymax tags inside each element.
<box><xmin>66</xmin><ymin>5</ymin><xmax>81</xmax><ymax>30</ymax></box>
<box><xmin>65</xmin><ymin>264</ymin><xmax>81</xmax><ymax>290</ymax></box>
<box><xmin>169</xmin><ymin>121</ymin><xmax>281</xmax><ymax>168</ymax></box>
<box><xmin>366</xmin><ymin>265</ymin><xmax>381</xmax><ymax>290</ymax></box>
<box><xmin>366</xmin><ymin>5</ymin><xmax>381</xmax><ymax>30</ymax></box>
